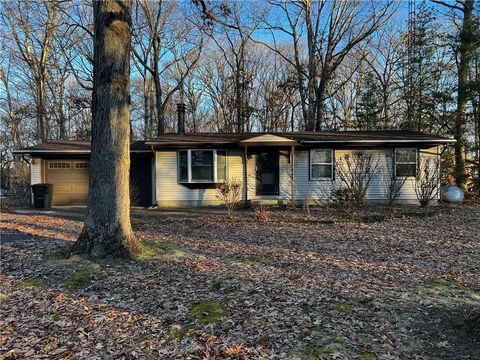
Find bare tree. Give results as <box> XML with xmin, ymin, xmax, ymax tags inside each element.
<box><xmin>71</xmin><ymin>0</ymin><xmax>140</xmax><ymax>258</ymax></box>
<box><xmin>256</xmin><ymin>0</ymin><xmax>396</xmax><ymax>131</ymax></box>
<box><xmin>1</xmin><ymin>0</ymin><xmax>66</xmax><ymax>142</ymax></box>
<box><xmin>362</xmin><ymin>21</ymin><xmax>403</xmax><ymax>129</ymax></box>
<box><xmin>0</xmin><ymin>54</ymin><xmax>22</xmax><ymax>154</ymax></box>
<box><xmin>202</xmin><ymin>1</ymin><xmax>264</xmax><ymax>133</ymax></box>
<box><xmin>132</xmin><ymin>0</ymin><xmax>203</xmax><ymax>135</ymax></box>
<box><xmin>432</xmin><ymin>0</ymin><xmax>477</xmax><ymax>190</ymax></box>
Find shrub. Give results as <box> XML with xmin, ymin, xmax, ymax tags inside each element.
<box><xmin>415</xmin><ymin>156</ymin><xmax>440</xmax><ymax>207</ymax></box>
<box><xmin>334</xmin><ymin>152</ymin><xmax>381</xmax><ymax>207</ymax></box>
<box><xmin>254</xmin><ymin>204</ymin><xmax>270</xmax><ymax>222</ymax></box>
<box><xmin>216</xmin><ymin>180</ymin><xmax>242</xmax><ymax>217</ymax></box>
<box><xmin>329</xmin><ymin>188</ymin><xmax>354</xmax><ymax>208</ymax></box>
<box><xmin>383</xmin><ymin>153</ymin><xmax>407</xmax><ymax>206</ymax></box>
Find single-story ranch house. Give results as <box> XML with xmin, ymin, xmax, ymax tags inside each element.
<box><xmin>15</xmin><ymin>129</ymin><xmax>455</xmax><ymax>208</ymax></box>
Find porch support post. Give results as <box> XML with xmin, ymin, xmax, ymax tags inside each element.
<box><xmin>243</xmin><ymin>146</ymin><xmax>248</xmax><ymax>207</ymax></box>
<box><xmin>290</xmin><ymin>144</ymin><xmax>295</xmax><ymax>207</ymax></box>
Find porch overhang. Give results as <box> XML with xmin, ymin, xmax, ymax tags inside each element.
<box><xmin>238</xmin><ymin>134</ymin><xmax>298</xmax><ymax>147</ymax></box>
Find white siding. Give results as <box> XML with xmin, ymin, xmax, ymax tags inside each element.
<box><xmin>30</xmin><ymin>158</ymin><xmax>42</xmax><ymax>205</ymax></box>
<box><xmin>31</xmin><ymin>159</ymin><xmax>42</xmax><ymax>184</ymax></box>
<box><xmin>294</xmin><ymin>147</ymin><xmax>440</xmax><ymax>203</ymax></box>
<box><xmin>155</xmin><ymin>149</ymin><xmax>244</xmax><ymax>207</ymax></box>
<box><xmin>155</xmin><ymin>147</ymin><xmax>440</xmax><ymax>207</ymax></box>
<box><xmin>246</xmin><ymin>151</ymin><xmax>291</xmax><ymax>200</ymax></box>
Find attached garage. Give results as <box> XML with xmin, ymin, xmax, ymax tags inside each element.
<box><xmin>17</xmin><ymin>140</ymin><xmax>154</xmax><ymax>208</ymax></box>
<box><xmin>44</xmin><ymin>160</ymin><xmax>90</xmax><ymax>206</ymax></box>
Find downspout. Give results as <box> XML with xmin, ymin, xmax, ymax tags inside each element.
<box><xmin>149</xmin><ymin>144</ymin><xmax>157</xmax><ymax>207</ymax></box>
<box><xmin>291</xmin><ymin>144</ymin><xmax>296</xmax><ymax>207</ymax></box>
<box><xmin>243</xmin><ymin>146</ymin><xmax>248</xmax><ymax>207</ymax></box>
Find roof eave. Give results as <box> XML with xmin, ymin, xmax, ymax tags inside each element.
<box><xmin>301</xmin><ymin>139</ymin><xmax>456</xmax><ymax>144</ymax></box>
<box><xmin>13</xmin><ymin>149</ymin><xmax>153</xmax><ymax>155</ymax></box>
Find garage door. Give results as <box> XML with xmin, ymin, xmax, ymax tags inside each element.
<box><xmin>45</xmin><ymin>160</ymin><xmax>89</xmax><ymax>206</ymax></box>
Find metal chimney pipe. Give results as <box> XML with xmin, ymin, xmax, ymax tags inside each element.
<box><xmin>177</xmin><ymin>103</ymin><xmax>186</xmax><ymax>135</ymax></box>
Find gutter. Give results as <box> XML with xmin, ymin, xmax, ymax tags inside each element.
<box><xmin>13</xmin><ymin>149</ymin><xmax>153</xmax><ymax>154</ymax></box>
<box><xmin>301</xmin><ymin>139</ymin><xmax>456</xmax><ymax>144</ymax></box>
<box><xmin>13</xmin><ymin>149</ymin><xmax>91</xmax><ymax>154</ymax></box>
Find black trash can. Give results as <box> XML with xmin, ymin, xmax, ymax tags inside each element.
<box><xmin>31</xmin><ymin>183</ymin><xmax>53</xmax><ymax>209</ymax></box>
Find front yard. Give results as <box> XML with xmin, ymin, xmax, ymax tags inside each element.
<box><xmin>1</xmin><ymin>203</ymin><xmax>479</xmax><ymax>359</ymax></box>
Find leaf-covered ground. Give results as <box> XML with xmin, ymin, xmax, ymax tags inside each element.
<box><xmin>1</xmin><ymin>203</ymin><xmax>479</xmax><ymax>359</ymax></box>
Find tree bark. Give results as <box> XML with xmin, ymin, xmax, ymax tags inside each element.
<box><xmin>454</xmin><ymin>0</ymin><xmax>475</xmax><ymax>190</ymax></box>
<box><xmin>71</xmin><ymin>0</ymin><xmax>140</xmax><ymax>259</ymax></box>
<box><xmin>154</xmin><ymin>58</ymin><xmax>165</xmax><ymax>136</ymax></box>
<box><xmin>37</xmin><ymin>74</ymin><xmax>47</xmax><ymax>142</ymax></box>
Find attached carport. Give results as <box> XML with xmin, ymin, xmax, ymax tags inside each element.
<box><xmin>14</xmin><ymin>140</ymin><xmax>154</xmax><ymax>207</ymax></box>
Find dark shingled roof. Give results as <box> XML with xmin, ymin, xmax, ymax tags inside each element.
<box><xmin>14</xmin><ymin>140</ymin><xmax>151</xmax><ymax>154</ymax></box>
<box><xmin>145</xmin><ymin>131</ymin><xmax>455</xmax><ymax>147</ymax></box>
<box><xmin>14</xmin><ymin>131</ymin><xmax>455</xmax><ymax>154</ymax></box>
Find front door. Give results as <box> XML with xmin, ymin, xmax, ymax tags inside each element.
<box><xmin>256</xmin><ymin>151</ymin><xmax>279</xmax><ymax>196</ymax></box>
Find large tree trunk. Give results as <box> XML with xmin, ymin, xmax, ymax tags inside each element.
<box><xmin>71</xmin><ymin>0</ymin><xmax>140</xmax><ymax>259</ymax></box>
<box><xmin>154</xmin><ymin>71</ymin><xmax>165</xmax><ymax>136</ymax></box>
<box><xmin>454</xmin><ymin>0</ymin><xmax>475</xmax><ymax>190</ymax></box>
<box><xmin>58</xmin><ymin>80</ymin><xmax>67</xmax><ymax>140</ymax></box>
<box><xmin>37</xmin><ymin>74</ymin><xmax>47</xmax><ymax>142</ymax></box>
<box><xmin>143</xmin><ymin>76</ymin><xmax>150</xmax><ymax>140</ymax></box>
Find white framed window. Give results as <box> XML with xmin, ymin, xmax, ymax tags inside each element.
<box><xmin>48</xmin><ymin>162</ymin><xmax>70</xmax><ymax>169</ymax></box>
<box><xmin>74</xmin><ymin>162</ymin><xmax>89</xmax><ymax>169</ymax></box>
<box><xmin>310</xmin><ymin>149</ymin><xmax>334</xmax><ymax>180</ymax></box>
<box><xmin>178</xmin><ymin>149</ymin><xmax>227</xmax><ymax>183</ymax></box>
<box><xmin>395</xmin><ymin>148</ymin><xmax>417</xmax><ymax>177</ymax></box>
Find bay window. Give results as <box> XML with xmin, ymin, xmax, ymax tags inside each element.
<box><xmin>178</xmin><ymin>149</ymin><xmax>226</xmax><ymax>183</ymax></box>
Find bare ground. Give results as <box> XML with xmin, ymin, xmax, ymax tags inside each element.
<box><xmin>0</xmin><ymin>202</ymin><xmax>479</xmax><ymax>359</ymax></box>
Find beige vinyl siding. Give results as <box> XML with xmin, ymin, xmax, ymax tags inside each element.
<box><xmin>155</xmin><ymin>149</ymin><xmax>244</xmax><ymax>207</ymax></box>
<box><xmin>155</xmin><ymin>146</ymin><xmax>440</xmax><ymax>207</ymax></box>
<box><xmin>30</xmin><ymin>159</ymin><xmax>43</xmax><ymax>205</ymax></box>
<box><xmin>296</xmin><ymin>147</ymin><xmax>440</xmax><ymax>203</ymax></box>
<box><xmin>246</xmin><ymin>151</ymin><xmax>292</xmax><ymax>200</ymax></box>
<box><xmin>31</xmin><ymin>159</ymin><xmax>42</xmax><ymax>184</ymax></box>
<box><xmin>293</xmin><ymin>150</ymin><xmax>333</xmax><ymax>201</ymax></box>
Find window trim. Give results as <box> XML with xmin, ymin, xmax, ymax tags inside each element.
<box><xmin>178</xmin><ymin>149</ymin><xmax>227</xmax><ymax>184</ymax></box>
<box><xmin>74</xmin><ymin>162</ymin><xmax>89</xmax><ymax>169</ymax></box>
<box><xmin>394</xmin><ymin>147</ymin><xmax>418</xmax><ymax>178</ymax></box>
<box><xmin>48</xmin><ymin>162</ymin><xmax>71</xmax><ymax>169</ymax></box>
<box><xmin>309</xmin><ymin>149</ymin><xmax>334</xmax><ymax>181</ymax></box>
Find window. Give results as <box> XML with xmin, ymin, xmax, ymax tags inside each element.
<box><xmin>178</xmin><ymin>149</ymin><xmax>227</xmax><ymax>183</ymax></box>
<box><xmin>74</xmin><ymin>162</ymin><xmax>89</xmax><ymax>169</ymax></box>
<box><xmin>216</xmin><ymin>150</ymin><xmax>227</xmax><ymax>182</ymax></box>
<box><xmin>310</xmin><ymin>149</ymin><xmax>333</xmax><ymax>180</ymax></box>
<box><xmin>395</xmin><ymin>148</ymin><xmax>417</xmax><ymax>177</ymax></box>
<box><xmin>48</xmin><ymin>162</ymin><xmax>70</xmax><ymax>169</ymax></box>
